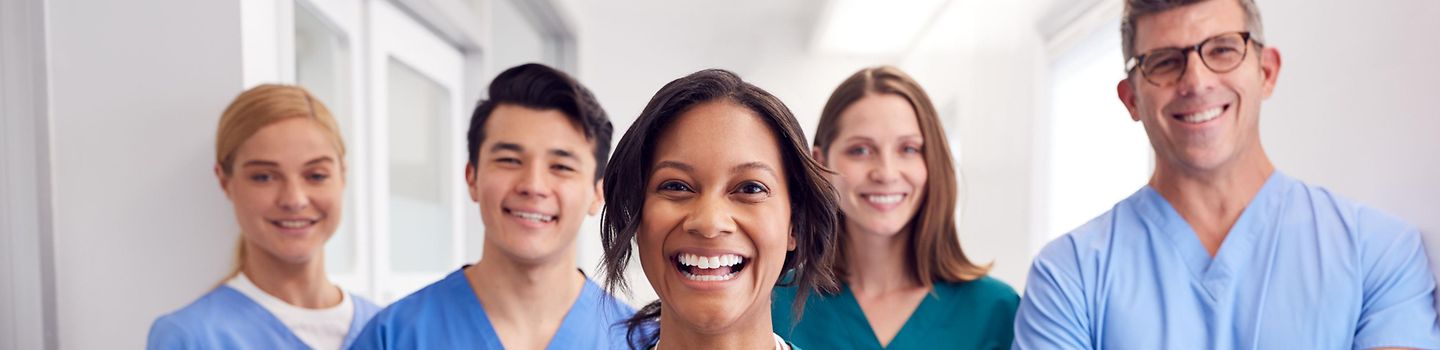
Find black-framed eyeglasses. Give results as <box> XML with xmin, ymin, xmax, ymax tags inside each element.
<box><xmin>1125</xmin><ymin>31</ymin><xmax>1261</xmax><ymax>87</ymax></box>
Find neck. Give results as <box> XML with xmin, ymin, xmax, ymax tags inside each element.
<box><xmin>844</xmin><ymin>221</ymin><xmax>920</xmax><ymax>295</ymax></box>
<box><xmin>655</xmin><ymin>302</ymin><xmax>776</xmax><ymax>350</ymax></box>
<box><xmin>1150</xmin><ymin>147</ymin><xmax>1275</xmax><ymax>256</ymax></box>
<box><xmin>240</xmin><ymin>240</ymin><xmax>340</xmax><ymax>309</ymax></box>
<box><xmin>466</xmin><ymin>245</ymin><xmax>584</xmax><ymax>326</ymax></box>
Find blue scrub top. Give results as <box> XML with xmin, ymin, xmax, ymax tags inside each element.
<box><xmin>350</xmin><ymin>267</ymin><xmax>636</xmax><ymax>349</ymax></box>
<box><xmin>147</xmin><ymin>285</ymin><xmax>381</xmax><ymax>350</ymax></box>
<box><xmin>1014</xmin><ymin>172</ymin><xmax>1440</xmax><ymax>349</ymax></box>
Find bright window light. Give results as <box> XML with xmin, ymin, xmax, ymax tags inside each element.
<box><xmin>812</xmin><ymin>0</ymin><xmax>949</xmax><ymax>55</ymax></box>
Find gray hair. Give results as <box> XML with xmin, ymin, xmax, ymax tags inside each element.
<box><xmin>1121</xmin><ymin>0</ymin><xmax>1265</xmax><ymax>63</ymax></box>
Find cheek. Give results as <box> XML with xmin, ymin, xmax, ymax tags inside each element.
<box><xmin>904</xmin><ymin>159</ymin><xmax>928</xmax><ymax>187</ymax></box>
<box><xmin>751</xmin><ymin>202</ymin><xmax>793</xmax><ymax>255</ymax></box>
<box><xmin>478</xmin><ymin>176</ymin><xmax>511</xmax><ymax>205</ymax></box>
<box><xmin>559</xmin><ymin>181</ymin><xmax>593</xmax><ymax>211</ymax></box>
<box><xmin>1131</xmin><ymin>87</ymin><xmax>1161</xmax><ymax>113</ymax></box>
<box><xmin>638</xmin><ymin>200</ymin><xmax>675</xmax><ymax>247</ymax></box>
<box><xmin>829</xmin><ymin>159</ymin><xmax>868</xmax><ymax>190</ymax></box>
<box><xmin>838</xmin><ymin>158</ymin><xmax>870</xmax><ymax>178</ymax></box>
<box><xmin>637</xmin><ymin>204</ymin><xmax>676</xmax><ymax>278</ymax></box>
<box><xmin>229</xmin><ymin>185</ymin><xmax>274</xmax><ymax>220</ymax></box>
<box><xmin>313</xmin><ymin>183</ymin><xmax>344</xmax><ymax>210</ymax></box>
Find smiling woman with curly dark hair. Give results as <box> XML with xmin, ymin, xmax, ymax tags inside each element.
<box><xmin>598</xmin><ymin>69</ymin><xmax>839</xmax><ymax>350</ymax></box>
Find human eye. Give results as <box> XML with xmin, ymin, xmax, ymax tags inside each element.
<box><xmin>657</xmin><ymin>180</ymin><xmax>694</xmax><ymax>193</ymax></box>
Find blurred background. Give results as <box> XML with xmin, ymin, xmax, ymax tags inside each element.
<box><xmin>2</xmin><ymin>0</ymin><xmax>1438</xmax><ymax>348</ymax></box>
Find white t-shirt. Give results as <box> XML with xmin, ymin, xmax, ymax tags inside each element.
<box><xmin>227</xmin><ymin>272</ymin><xmax>354</xmax><ymax>350</ymax></box>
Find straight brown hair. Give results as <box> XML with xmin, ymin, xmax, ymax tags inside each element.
<box><xmin>812</xmin><ymin>66</ymin><xmax>988</xmax><ymax>290</ymax></box>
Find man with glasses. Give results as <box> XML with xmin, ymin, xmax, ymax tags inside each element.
<box><xmin>1014</xmin><ymin>0</ymin><xmax>1440</xmax><ymax>349</ymax></box>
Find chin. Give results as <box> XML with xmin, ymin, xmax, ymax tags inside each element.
<box><xmin>1177</xmin><ymin>148</ymin><xmax>1237</xmax><ymax>172</ymax></box>
<box><xmin>857</xmin><ymin>219</ymin><xmax>909</xmax><ymax>237</ymax></box>
<box><xmin>269</xmin><ymin>247</ymin><xmax>321</xmax><ymax>264</ymax></box>
<box><xmin>498</xmin><ymin>239</ymin><xmax>564</xmax><ymax>262</ymax></box>
<box><xmin>672</xmin><ymin>303</ymin><xmax>746</xmax><ymax>334</ymax></box>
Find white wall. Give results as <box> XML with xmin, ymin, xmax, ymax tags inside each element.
<box><xmin>45</xmin><ymin>0</ymin><xmax>244</xmax><ymax>348</ymax></box>
<box><xmin>2</xmin><ymin>0</ymin><xmax>57</xmax><ymax>348</ymax></box>
<box><xmin>898</xmin><ymin>0</ymin><xmax>1051</xmax><ymax>290</ymax></box>
<box><xmin>1256</xmin><ymin>0</ymin><xmax>1440</xmax><ymax>293</ymax></box>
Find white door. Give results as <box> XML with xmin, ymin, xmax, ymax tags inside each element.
<box><xmin>367</xmin><ymin>0</ymin><xmax>468</xmax><ymax>303</ymax></box>
<box><xmin>291</xmin><ymin>0</ymin><xmax>370</xmax><ymax>298</ymax></box>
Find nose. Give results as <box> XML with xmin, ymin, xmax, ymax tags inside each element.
<box><xmin>277</xmin><ymin>179</ymin><xmax>310</xmax><ymax>212</ymax></box>
<box><xmin>514</xmin><ymin>163</ymin><xmax>551</xmax><ymax>198</ymax></box>
<box><xmin>682</xmin><ymin>194</ymin><xmax>736</xmax><ymax>239</ymax></box>
<box><xmin>867</xmin><ymin>152</ymin><xmax>901</xmax><ymax>184</ymax></box>
<box><xmin>1175</xmin><ymin>50</ymin><xmax>1217</xmax><ymax>97</ymax></box>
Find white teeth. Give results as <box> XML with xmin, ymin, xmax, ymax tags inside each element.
<box><xmin>678</xmin><ymin>253</ymin><xmax>745</xmax><ymax>269</ymax></box>
<box><xmin>510</xmin><ymin>210</ymin><xmax>555</xmax><ymax>223</ymax></box>
<box><xmin>1179</xmin><ymin>106</ymin><xmax>1223</xmax><ymax>123</ymax></box>
<box><xmin>277</xmin><ymin>220</ymin><xmax>310</xmax><ymax>228</ymax></box>
<box><xmin>864</xmin><ymin>194</ymin><xmax>904</xmax><ymax>205</ymax></box>
<box><xmin>681</xmin><ymin>271</ymin><xmax>738</xmax><ymax>282</ymax></box>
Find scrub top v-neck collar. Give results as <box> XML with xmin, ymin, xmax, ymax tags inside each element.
<box><xmin>1136</xmin><ymin>171</ymin><xmax>1289</xmax><ymax>301</ymax></box>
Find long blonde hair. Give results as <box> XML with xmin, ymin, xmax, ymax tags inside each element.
<box><xmin>214</xmin><ymin>84</ymin><xmax>345</xmax><ymax>282</ymax></box>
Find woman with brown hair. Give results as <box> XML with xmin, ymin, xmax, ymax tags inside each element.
<box><xmin>599</xmin><ymin>69</ymin><xmax>839</xmax><ymax>349</ymax></box>
<box><xmin>771</xmin><ymin>66</ymin><xmax>1018</xmax><ymax>349</ymax></box>
<box><xmin>147</xmin><ymin>84</ymin><xmax>379</xmax><ymax>349</ymax></box>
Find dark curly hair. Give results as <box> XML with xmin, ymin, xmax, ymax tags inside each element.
<box><xmin>598</xmin><ymin>69</ymin><xmax>840</xmax><ymax>348</ymax></box>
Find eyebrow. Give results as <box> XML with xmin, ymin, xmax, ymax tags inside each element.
<box><xmin>241</xmin><ymin>156</ymin><xmax>335</xmax><ymax>168</ymax></box>
<box><xmin>490</xmin><ymin>142</ymin><xmax>580</xmax><ymax>161</ymax></box>
<box><xmin>841</xmin><ymin>134</ymin><xmax>923</xmax><ymax>143</ymax></box>
<box><xmin>490</xmin><ymin>142</ymin><xmax>524</xmax><ymax>153</ymax></box>
<box><xmin>549</xmin><ymin>148</ymin><xmax>578</xmax><ymax>161</ymax></box>
<box><xmin>652</xmin><ymin>160</ymin><xmax>694</xmax><ymax>173</ymax></box>
<box><xmin>732</xmin><ymin>161</ymin><xmax>778</xmax><ymax>178</ymax></box>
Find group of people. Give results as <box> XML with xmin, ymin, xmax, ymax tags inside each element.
<box><xmin>147</xmin><ymin>0</ymin><xmax>1440</xmax><ymax>349</ymax></box>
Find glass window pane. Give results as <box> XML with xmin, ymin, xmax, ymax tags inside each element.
<box><xmin>387</xmin><ymin>59</ymin><xmax>453</xmax><ymax>272</ymax></box>
<box><xmin>295</xmin><ymin>3</ymin><xmax>357</xmax><ymax>274</ymax></box>
<box><xmin>1046</xmin><ymin>21</ymin><xmax>1152</xmax><ymax>244</ymax></box>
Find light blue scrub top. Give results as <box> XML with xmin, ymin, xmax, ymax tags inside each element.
<box><xmin>1014</xmin><ymin>172</ymin><xmax>1440</xmax><ymax>349</ymax></box>
<box><xmin>349</xmin><ymin>267</ymin><xmax>637</xmax><ymax>350</ymax></box>
<box><xmin>147</xmin><ymin>285</ymin><xmax>381</xmax><ymax>350</ymax></box>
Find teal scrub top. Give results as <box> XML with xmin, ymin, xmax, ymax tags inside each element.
<box><xmin>773</xmin><ymin>275</ymin><xmax>1018</xmax><ymax>349</ymax></box>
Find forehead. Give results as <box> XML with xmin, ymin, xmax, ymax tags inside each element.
<box><xmin>482</xmin><ymin>104</ymin><xmax>596</xmax><ymax>159</ymax></box>
<box><xmin>234</xmin><ymin>118</ymin><xmax>339</xmax><ymax>163</ymax></box>
<box><xmin>1133</xmin><ymin>0</ymin><xmax>1249</xmax><ymax>53</ymax></box>
<box><xmin>835</xmin><ymin>93</ymin><xmax>921</xmax><ymax>141</ymax></box>
<box><xmin>653</xmin><ymin>101</ymin><xmax>784</xmax><ymax>174</ymax></box>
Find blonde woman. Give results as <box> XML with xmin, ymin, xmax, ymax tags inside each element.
<box><xmin>148</xmin><ymin>84</ymin><xmax>379</xmax><ymax>349</ymax></box>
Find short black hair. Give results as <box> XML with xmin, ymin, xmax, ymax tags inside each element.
<box><xmin>466</xmin><ymin>63</ymin><xmax>613</xmax><ymax>181</ymax></box>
